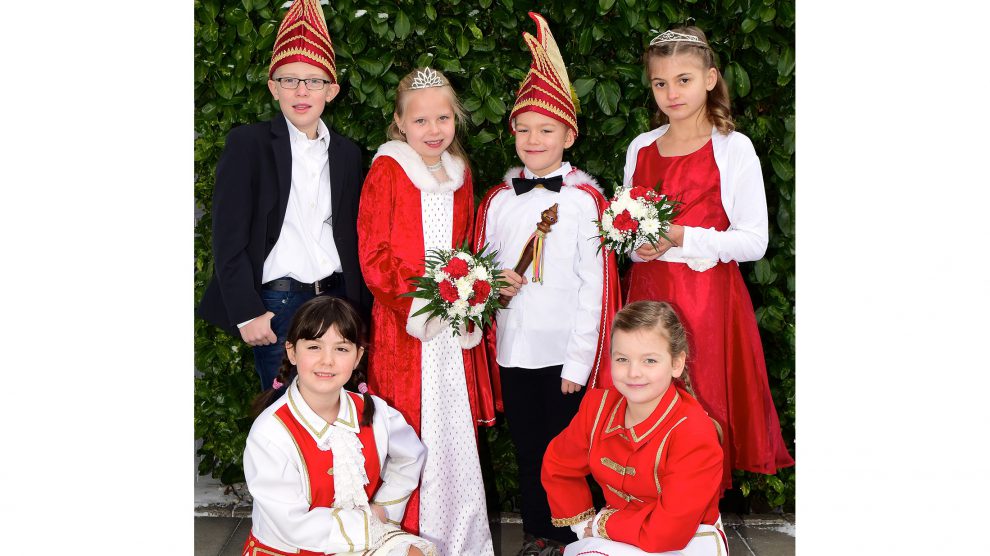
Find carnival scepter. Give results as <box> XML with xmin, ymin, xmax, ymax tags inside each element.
<box><xmin>499</xmin><ymin>203</ymin><xmax>559</xmax><ymax>307</ymax></box>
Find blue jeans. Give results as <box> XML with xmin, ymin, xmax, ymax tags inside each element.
<box><xmin>252</xmin><ymin>289</ymin><xmax>316</xmax><ymax>391</ymax></box>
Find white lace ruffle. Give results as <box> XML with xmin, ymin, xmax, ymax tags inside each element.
<box><xmin>317</xmin><ymin>425</ymin><xmax>370</xmax><ymax>510</ymax></box>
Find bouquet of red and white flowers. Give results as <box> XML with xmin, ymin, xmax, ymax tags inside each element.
<box><xmin>595</xmin><ymin>186</ymin><xmax>679</xmax><ymax>257</ymax></box>
<box><xmin>403</xmin><ymin>242</ymin><xmax>507</xmax><ymax>342</ymax></box>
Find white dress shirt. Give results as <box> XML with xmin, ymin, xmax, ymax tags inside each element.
<box><xmin>621</xmin><ymin>125</ymin><xmax>769</xmax><ymax>265</ymax></box>
<box><xmin>243</xmin><ymin>379</ymin><xmax>427</xmax><ymax>553</ymax></box>
<box><xmin>484</xmin><ymin>162</ymin><xmax>606</xmax><ymax>385</ymax></box>
<box><xmin>262</xmin><ymin>116</ymin><xmax>343</xmax><ymax>284</ymax></box>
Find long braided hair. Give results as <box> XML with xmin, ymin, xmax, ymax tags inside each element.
<box><xmin>251</xmin><ymin>296</ymin><xmax>376</xmax><ymax>426</ymax></box>
<box><xmin>611</xmin><ymin>300</ymin><xmax>723</xmax><ymax>443</ymax></box>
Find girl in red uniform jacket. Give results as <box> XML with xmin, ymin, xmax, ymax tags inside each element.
<box><xmin>541</xmin><ymin>301</ymin><xmax>728</xmax><ymax>555</ymax></box>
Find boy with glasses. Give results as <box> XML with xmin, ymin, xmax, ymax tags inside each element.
<box><xmin>198</xmin><ymin>0</ymin><xmax>371</xmax><ymax>391</ymax></box>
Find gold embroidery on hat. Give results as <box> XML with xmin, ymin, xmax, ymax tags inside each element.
<box><xmin>510</xmin><ymin>98</ymin><xmax>577</xmax><ymax>131</ymax></box>
<box><xmin>270</xmin><ymin>48</ymin><xmax>337</xmax><ymax>82</ymax></box>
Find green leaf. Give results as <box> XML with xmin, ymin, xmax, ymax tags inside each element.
<box><xmin>462</xmin><ymin>95</ymin><xmax>483</xmax><ymax>112</ymax></box>
<box><xmin>572</xmin><ymin>77</ymin><xmax>597</xmax><ymax>99</ymax></box>
<box><xmin>760</xmin><ymin>6</ymin><xmax>776</xmax><ymax>22</ymax></box>
<box><xmin>471</xmin><ymin>77</ymin><xmax>491</xmax><ymax>100</ymax></box>
<box><xmin>595</xmin><ymin>80</ymin><xmax>621</xmax><ymax>116</ymax></box>
<box><xmin>425</xmin><ymin>5</ymin><xmax>437</xmax><ymax>21</ymax></box>
<box><xmin>480</xmin><ymin>0</ymin><xmax>493</xmax><ymax>7</ymax></box>
<box><xmin>457</xmin><ymin>34</ymin><xmax>470</xmax><ymax>57</ymax></box>
<box><xmin>599</xmin><ymin>0</ymin><xmax>617</xmax><ymax>12</ymax></box>
<box><xmin>729</xmin><ymin>62</ymin><xmax>751</xmax><ymax>97</ymax></box>
<box><xmin>661</xmin><ymin>3</ymin><xmax>679</xmax><ymax>22</ymax></box>
<box><xmin>395</xmin><ymin>11</ymin><xmax>411</xmax><ymax>39</ymax></box>
<box><xmin>357</xmin><ymin>58</ymin><xmax>384</xmax><ymax>77</ymax></box>
<box><xmin>741</xmin><ymin>18</ymin><xmax>758</xmax><ymax>33</ymax></box>
<box><xmin>754</xmin><ymin>259</ymin><xmax>777</xmax><ymax>285</ymax></box>
<box><xmin>258</xmin><ymin>21</ymin><xmax>276</xmax><ymax>37</ymax></box>
<box><xmin>485</xmin><ymin>95</ymin><xmax>507</xmax><ymax>116</ymax></box>
<box><xmin>600</xmin><ymin>116</ymin><xmax>626</xmax><ymax>136</ymax></box>
<box><xmin>777</xmin><ymin>46</ymin><xmax>795</xmax><ymax>77</ymax></box>
<box><xmin>624</xmin><ymin>7</ymin><xmax>639</xmax><ymax>28</ymax></box>
<box><xmin>771</xmin><ymin>155</ymin><xmax>794</xmax><ymax>181</ymax></box>
<box><xmin>475</xmin><ymin>130</ymin><xmax>497</xmax><ymax>144</ymax></box>
<box><xmin>467</xmin><ymin>22</ymin><xmax>483</xmax><ymax>40</ymax></box>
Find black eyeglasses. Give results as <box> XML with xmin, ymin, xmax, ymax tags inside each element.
<box><xmin>273</xmin><ymin>77</ymin><xmax>333</xmax><ymax>90</ymax></box>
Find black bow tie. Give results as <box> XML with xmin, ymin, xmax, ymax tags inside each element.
<box><xmin>512</xmin><ymin>175</ymin><xmax>563</xmax><ymax>195</ymax></box>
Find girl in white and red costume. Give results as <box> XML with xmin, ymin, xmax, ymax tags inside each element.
<box><xmin>357</xmin><ymin>67</ymin><xmax>495</xmax><ymax>556</ymax></box>
<box><xmin>243</xmin><ymin>296</ymin><xmax>435</xmax><ymax>556</ymax></box>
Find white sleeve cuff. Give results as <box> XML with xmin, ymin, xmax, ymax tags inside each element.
<box><xmin>405</xmin><ymin>297</ymin><xmax>447</xmax><ymax>341</ymax></box>
<box><xmin>570</xmin><ymin>519</ymin><xmax>592</xmax><ymax>539</ymax></box>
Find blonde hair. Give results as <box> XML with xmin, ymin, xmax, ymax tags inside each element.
<box><xmin>644</xmin><ymin>27</ymin><xmax>734</xmax><ymax>135</ymax></box>
<box><xmin>387</xmin><ymin>68</ymin><xmax>469</xmax><ymax>167</ymax></box>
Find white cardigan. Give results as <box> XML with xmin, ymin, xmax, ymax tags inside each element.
<box><xmin>244</xmin><ymin>380</ymin><xmax>426</xmax><ymax>553</ymax></box>
<box><xmin>622</xmin><ymin>125</ymin><xmax>769</xmax><ymax>264</ymax></box>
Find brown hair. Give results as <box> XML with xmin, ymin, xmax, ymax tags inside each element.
<box><xmin>251</xmin><ymin>296</ymin><xmax>375</xmax><ymax>426</ymax></box>
<box><xmin>611</xmin><ymin>300</ymin><xmax>723</xmax><ymax>442</ymax></box>
<box><xmin>387</xmin><ymin>68</ymin><xmax>470</xmax><ymax>169</ymax></box>
<box><xmin>643</xmin><ymin>27</ymin><xmax>734</xmax><ymax>135</ymax></box>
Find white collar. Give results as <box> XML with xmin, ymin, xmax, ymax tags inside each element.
<box><xmin>286</xmin><ymin>378</ymin><xmax>360</xmax><ymax>438</ymax></box>
<box><xmin>284</xmin><ymin>115</ymin><xmax>330</xmax><ymax>145</ymax></box>
<box><xmin>523</xmin><ymin>162</ymin><xmax>572</xmax><ymax>180</ymax></box>
<box><xmin>503</xmin><ymin>163</ymin><xmax>604</xmax><ymax>196</ymax></box>
<box><xmin>373</xmin><ymin>140</ymin><xmax>466</xmax><ymax>193</ymax></box>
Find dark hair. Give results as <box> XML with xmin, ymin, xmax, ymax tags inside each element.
<box><xmin>611</xmin><ymin>300</ymin><xmax>723</xmax><ymax>443</ymax></box>
<box><xmin>643</xmin><ymin>26</ymin><xmax>734</xmax><ymax>135</ymax></box>
<box><xmin>251</xmin><ymin>296</ymin><xmax>375</xmax><ymax>426</ymax></box>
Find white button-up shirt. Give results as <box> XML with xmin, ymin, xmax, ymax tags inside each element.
<box><xmin>484</xmin><ymin>162</ymin><xmax>606</xmax><ymax>385</ymax></box>
<box><xmin>262</xmin><ymin>116</ymin><xmax>343</xmax><ymax>284</ymax></box>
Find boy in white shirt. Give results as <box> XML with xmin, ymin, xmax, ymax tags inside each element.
<box><xmin>197</xmin><ymin>0</ymin><xmax>371</xmax><ymax>390</ymax></box>
<box><xmin>472</xmin><ymin>12</ymin><xmax>620</xmax><ymax>555</ymax></box>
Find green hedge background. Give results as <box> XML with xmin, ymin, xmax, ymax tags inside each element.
<box><xmin>194</xmin><ymin>0</ymin><xmax>795</xmax><ymax>510</ymax></box>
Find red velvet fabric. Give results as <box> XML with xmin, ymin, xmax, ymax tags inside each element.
<box><xmin>357</xmin><ymin>155</ymin><xmax>493</xmax><ymax>533</ymax></box>
<box><xmin>625</xmin><ymin>141</ymin><xmax>794</xmax><ymax>489</ymax></box>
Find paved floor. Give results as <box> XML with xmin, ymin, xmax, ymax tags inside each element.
<box><xmin>195</xmin><ymin>512</ymin><xmax>794</xmax><ymax>555</ymax></box>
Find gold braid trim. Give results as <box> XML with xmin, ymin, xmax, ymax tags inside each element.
<box><xmin>373</xmin><ymin>492</ymin><xmax>411</xmax><ymax>506</ymax></box>
<box><xmin>274</xmin><ymin>20</ymin><xmax>334</xmax><ymax>57</ymax></box>
<box><xmin>654</xmin><ymin>416</ymin><xmax>689</xmax><ymax>494</ymax></box>
<box><xmin>270</xmin><ymin>48</ymin><xmax>337</xmax><ymax>82</ymax></box>
<box><xmin>273</xmin><ymin>33</ymin><xmax>335</xmax><ymax>69</ymax></box>
<box><xmin>606</xmin><ymin>484</ymin><xmax>645</xmax><ymax>503</ymax></box>
<box><xmin>510</xmin><ymin>98</ymin><xmax>577</xmax><ymax>134</ymax></box>
<box><xmin>628</xmin><ymin>391</ymin><xmax>680</xmax><ymax>443</ymax></box>
<box><xmin>600</xmin><ymin>457</ymin><xmax>636</xmax><ymax>477</ymax></box>
<box><xmin>596</xmin><ymin>508</ymin><xmax>618</xmax><ymax>540</ymax></box>
<box><xmin>550</xmin><ymin>507</ymin><xmax>596</xmax><ymax>527</ymax></box>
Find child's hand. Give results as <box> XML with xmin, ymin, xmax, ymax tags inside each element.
<box><xmin>634</xmin><ymin>224</ymin><xmax>684</xmax><ymax>261</ymax></box>
<box><xmin>240</xmin><ymin>311</ymin><xmax>277</xmax><ymax>346</ymax></box>
<box><xmin>583</xmin><ymin>522</ymin><xmax>593</xmax><ymax>538</ymax></box>
<box><xmin>561</xmin><ymin>378</ymin><xmax>583</xmax><ymax>394</ymax></box>
<box><xmin>370</xmin><ymin>503</ymin><xmax>388</xmax><ymax>524</ymax></box>
<box><xmin>498</xmin><ymin>269</ymin><xmax>528</xmax><ymax>297</ymax></box>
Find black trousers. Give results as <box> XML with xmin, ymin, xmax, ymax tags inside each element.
<box><xmin>500</xmin><ymin>364</ymin><xmax>585</xmax><ymax>543</ymax></box>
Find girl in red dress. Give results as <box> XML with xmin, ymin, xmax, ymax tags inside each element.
<box><xmin>357</xmin><ymin>68</ymin><xmax>495</xmax><ymax>556</ymax></box>
<box><xmin>620</xmin><ymin>27</ymin><xmax>793</xmax><ymax>490</ymax></box>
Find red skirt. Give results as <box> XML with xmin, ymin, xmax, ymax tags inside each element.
<box><xmin>625</xmin><ymin>259</ymin><xmax>794</xmax><ymax>489</ymax></box>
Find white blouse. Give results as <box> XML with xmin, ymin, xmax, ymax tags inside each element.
<box><xmin>622</xmin><ymin>125</ymin><xmax>769</xmax><ymax>264</ymax></box>
<box><xmin>243</xmin><ymin>380</ymin><xmax>426</xmax><ymax>553</ymax></box>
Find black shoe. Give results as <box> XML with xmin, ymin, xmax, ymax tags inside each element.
<box><xmin>517</xmin><ymin>535</ymin><xmax>550</xmax><ymax>556</ymax></box>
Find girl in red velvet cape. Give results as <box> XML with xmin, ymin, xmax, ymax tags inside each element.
<box><xmin>357</xmin><ymin>68</ymin><xmax>495</xmax><ymax>556</ymax></box>
<box><xmin>620</xmin><ymin>28</ymin><xmax>794</xmax><ymax>490</ymax></box>
<box><xmin>542</xmin><ymin>301</ymin><xmax>727</xmax><ymax>556</ymax></box>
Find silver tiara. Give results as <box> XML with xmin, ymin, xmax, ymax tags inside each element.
<box><xmin>409</xmin><ymin>67</ymin><xmax>445</xmax><ymax>90</ymax></box>
<box><xmin>649</xmin><ymin>30</ymin><xmax>707</xmax><ymax>47</ymax></box>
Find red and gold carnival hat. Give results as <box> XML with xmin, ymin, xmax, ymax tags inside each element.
<box><xmin>269</xmin><ymin>0</ymin><xmax>336</xmax><ymax>82</ymax></box>
<box><xmin>509</xmin><ymin>12</ymin><xmax>579</xmax><ymax>137</ymax></box>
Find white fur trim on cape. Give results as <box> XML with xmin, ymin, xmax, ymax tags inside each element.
<box><xmin>374</xmin><ymin>140</ymin><xmax>466</xmax><ymax>193</ymax></box>
<box><xmin>501</xmin><ymin>166</ymin><xmax>604</xmax><ymax>196</ymax></box>
<box><xmin>456</xmin><ymin>321</ymin><xmax>483</xmax><ymax>349</ymax></box>
<box><xmin>406</xmin><ymin>296</ymin><xmax>448</xmax><ymax>342</ymax></box>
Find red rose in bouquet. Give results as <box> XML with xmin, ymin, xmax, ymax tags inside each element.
<box><xmin>469</xmin><ymin>280</ymin><xmax>492</xmax><ymax>306</ymax></box>
<box><xmin>438</xmin><ymin>280</ymin><xmax>460</xmax><ymax>302</ymax></box>
<box><xmin>441</xmin><ymin>257</ymin><xmax>470</xmax><ymax>279</ymax></box>
<box><xmin>628</xmin><ymin>186</ymin><xmax>650</xmax><ymax>200</ymax></box>
<box><xmin>612</xmin><ymin>209</ymin><xmax>639</xmax><ymax>233</ymax></box>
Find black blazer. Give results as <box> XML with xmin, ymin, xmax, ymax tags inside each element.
<box><xmin>197</xmin><ymin>115</ymin><xmax>372</xmax><ymax>333</ymax></box>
